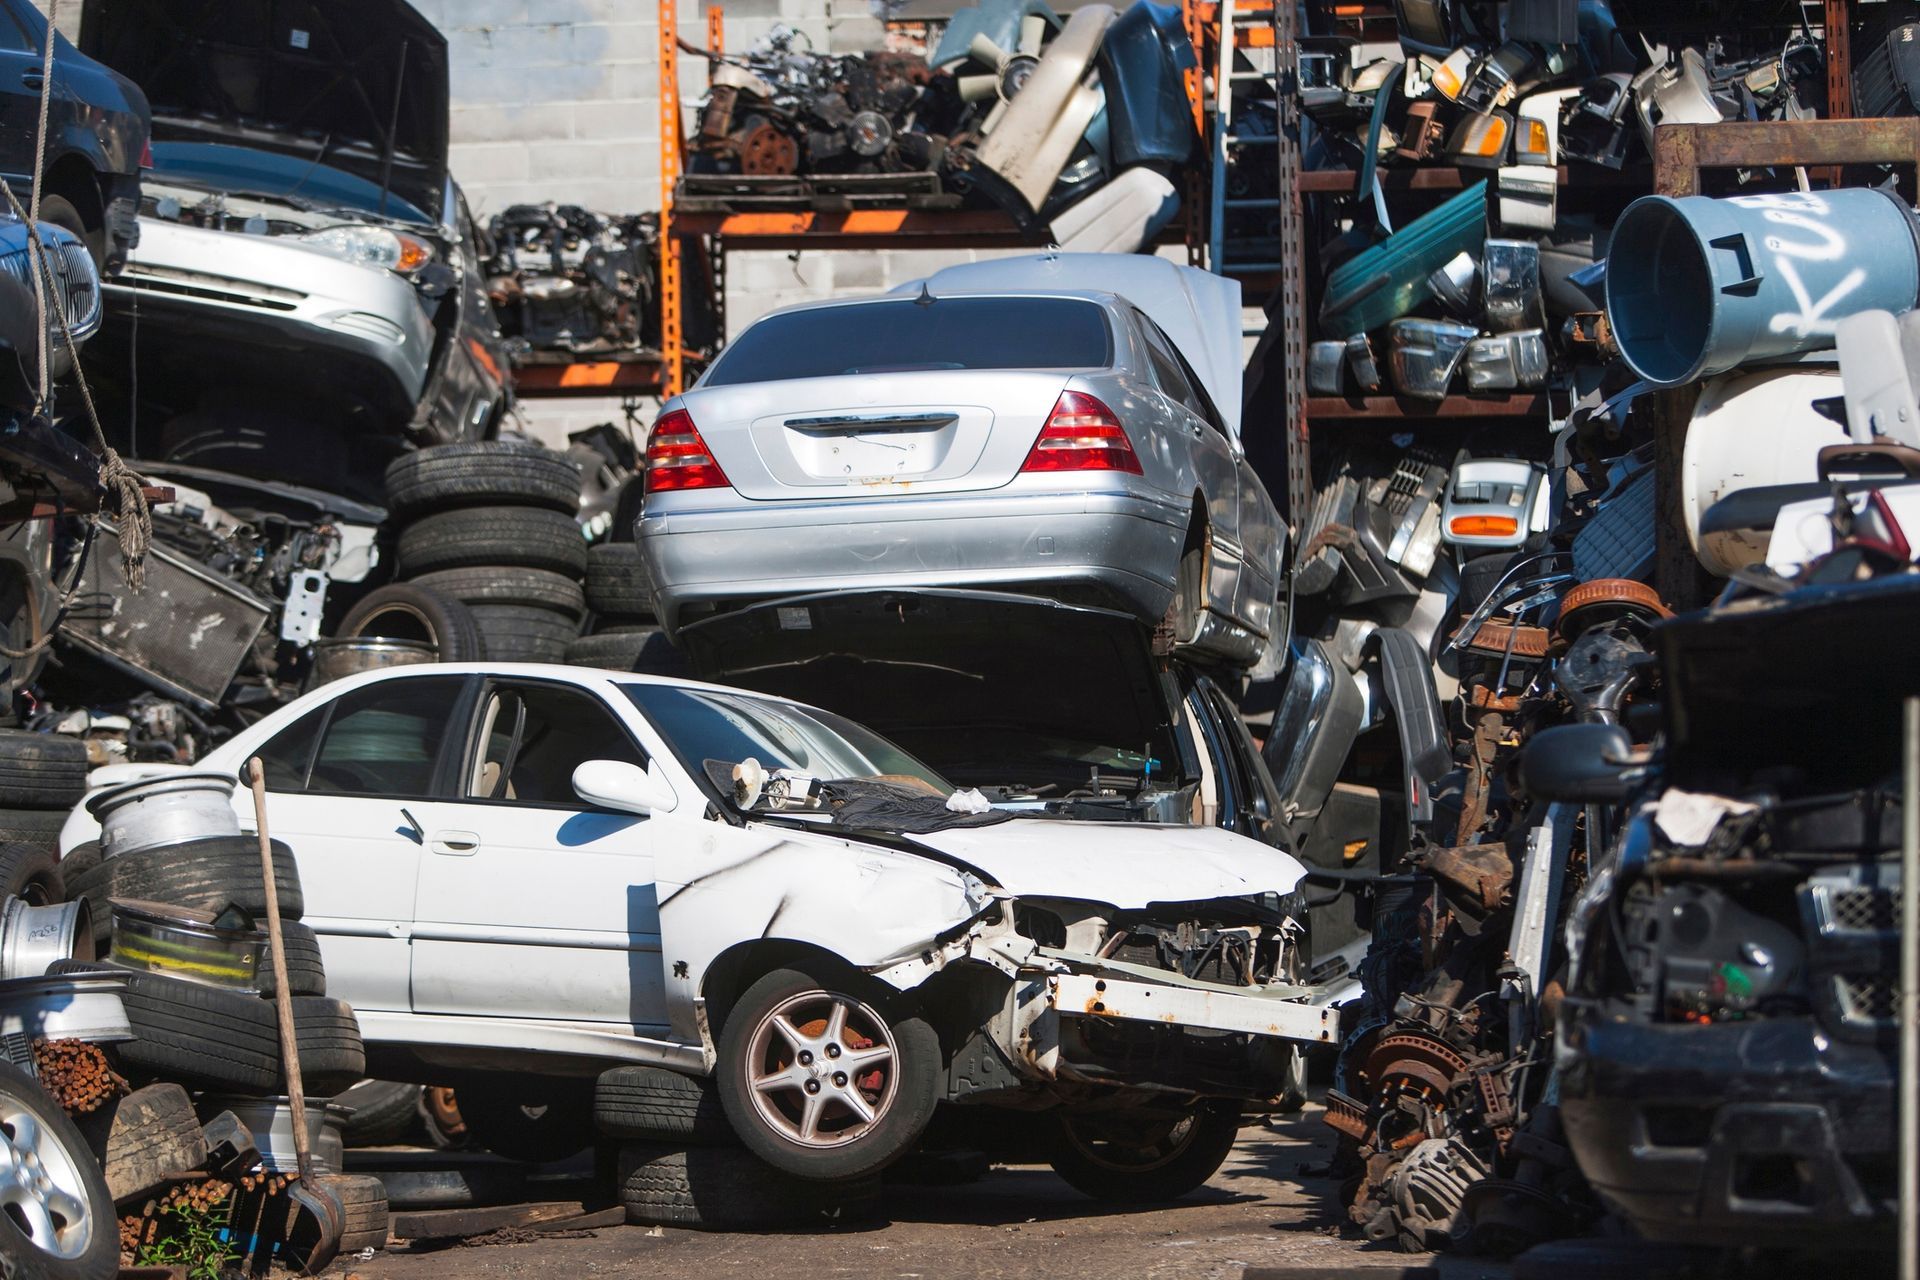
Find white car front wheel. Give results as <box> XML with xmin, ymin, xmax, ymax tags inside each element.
<box><xmin>716</xmin><ymin>963</ymin><xmax>939</xmax><ymax>1181</ymax></box>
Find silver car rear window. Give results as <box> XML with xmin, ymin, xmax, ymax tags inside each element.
<box><xmin>702</xmin><ymin>297</ymin><xmax>1112</xmax><ymax>386</ymax></box>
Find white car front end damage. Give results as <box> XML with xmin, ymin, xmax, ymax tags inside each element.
<box><xmin>659</xmin><ymin>813</ymin><xmax>1337</xmax><ymax>1102</ymax></box>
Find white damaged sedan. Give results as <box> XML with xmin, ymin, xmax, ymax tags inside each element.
<box><xmin>61</xmin><ymin>664</ymin><xmax>1336</xmax><ymax>1198</ymax></box>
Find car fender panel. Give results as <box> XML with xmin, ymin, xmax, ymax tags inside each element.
<box><xmin>655</xmin><ymin>823</ymin><xmax>996</xmax><ymax>1053</ymax></box>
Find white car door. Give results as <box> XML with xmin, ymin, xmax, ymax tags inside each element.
<box><xmin>407</xmin><ymin>677</ymin><xmax>671</xmax><ymax>1033</ymax></box>
<box><xmin>247</xmin><ymin>672</ymin><xmax>473</xmax><ymax>1013</ymax></box>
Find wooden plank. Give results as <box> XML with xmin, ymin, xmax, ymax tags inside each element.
<box><xmin>389</xmin><ymin>1201</ymin><xmax>592</xmax><ymax>1241</ymax></box>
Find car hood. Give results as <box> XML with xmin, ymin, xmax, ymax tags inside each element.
<box><xmin>910</xmin><ymin>817</ymin><xmax>1306</xmax><ymax>906</ymax></box>
<box><xmin>78</xmin><ymin>0</ymin><xmax>448</xmax><ymax>222</ymax></box>
<box><xmin>893</xmin><ymin>253</ymin><xmax>1244</xmax><ymax>438</ymax></box>
<box><xmin>676</xmin><ymin>589</ymin><xmax>1184</xmax><ymax>794</ymax></box>
<box><xmin>1657</xmin><ymin>574</ymin><xmax>1920</xmax><ymax>793</ymax></box>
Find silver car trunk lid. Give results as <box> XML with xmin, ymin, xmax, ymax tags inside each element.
<box><xmin>680</xmin><ymin>370</ymin><xmax>1075</xmax><ymax>500</ymax></box>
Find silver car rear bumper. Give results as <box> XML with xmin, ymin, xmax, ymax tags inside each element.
<box><xmin>640</xmin><ymin>489</ymin><xmax>1187</xmax><ymax>636</ymax></box>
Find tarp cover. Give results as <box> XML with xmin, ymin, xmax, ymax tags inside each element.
<box><xmin>827</xmin><ymin>779</ymin><xmax>1015</xmax><ymax>834</ymax></box>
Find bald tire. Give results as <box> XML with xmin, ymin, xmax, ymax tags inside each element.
<box><xmin>314</xmin><ymin>1174</ymin><xmax>391</xmax><ymax>1254</ymax></box>
<box><xmin>594</xmin><ymin>1066</ymin><xmax>734</xmax><ymax>1144</ymax></box>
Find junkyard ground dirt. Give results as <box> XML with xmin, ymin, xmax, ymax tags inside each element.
<box><xmin>355</xmin><ymin>1106</ymin><xmax>1505</xmax><ymax>1280</ymax></box>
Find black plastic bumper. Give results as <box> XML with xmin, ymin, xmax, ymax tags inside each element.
<box><xmin>1558</xmin><ymin>1004</ymin><xmax>1896</xmax><ymax>1247</ymax></box>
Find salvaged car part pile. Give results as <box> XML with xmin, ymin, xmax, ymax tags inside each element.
<box><xmin>1276</xmin><ymin>3</ymin><xmax>1920</xmax><ymax>1262</ymax></box>
<box><xmin>682</xmin><ymin>0</ymin><xmax>1200</xmax><ymax>250</ymax></box>
<box><xmin>1</xmin><ymin>771</ymin><xmax>379</xmax><ymax>1277</ymax></box>
<box><xmin>485</xmin><ymin>205</ymin><xmax>663</xmax><ymax>358</ymax></box>
<box><xmin>1302</xmin><ymin>0</ymin><xmax>1831</xmax><ymax>404</ymax></box>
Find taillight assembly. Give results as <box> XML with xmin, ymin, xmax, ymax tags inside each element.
<box><xmin>1020</xmin><ymin>392</ymin><xmax>1143</xmax><ymax>475</ymax></box>
<box><xmin>644</xmin><ymin>408</ymin><xmax>731</xmax><ymax>493</ymax></box>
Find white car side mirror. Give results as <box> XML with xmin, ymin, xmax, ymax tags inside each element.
<box><xmin>573</xmin><ymin>760</ymin><xmax>677</xmax><ymax>816</ymax></box>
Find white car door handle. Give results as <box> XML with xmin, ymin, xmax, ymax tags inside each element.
<box><xmin>431</xmin><ymin>831</ymin><xmax>481</xmax><ymax>856</ymax></box>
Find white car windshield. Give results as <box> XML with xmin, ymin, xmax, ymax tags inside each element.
<box><xmin>621</xmin><ymin>684</ymin><xmax>950</xmax><ymax>797</ymax></box>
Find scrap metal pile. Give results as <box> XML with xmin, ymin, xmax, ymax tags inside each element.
<box><xmin>1274</xmin><ymin>0</ymin><xmax>1920</xmax><ymax>1260</ymax></box>
<box><xmin>484</xmin><ymin>204</ymin><xmax>663</xmax><ymax>357</ymax></box>
<box><xmin>680</xmin><ymin>0</ymin><xmax>1201</xmax><ymax>250</ymax></box>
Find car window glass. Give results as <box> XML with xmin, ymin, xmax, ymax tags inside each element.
<box><xmin>257</xmin><ymin>706</ymin><xmax>326</xmax><ymax>793</ymax></box>
<box><xmin>305</xmin><ymin>677</ymin><xmax>465</xmax><ymax>797</ymax></box>
<box><xmin>466</xmin><ymin>682</ymin><xmax>646</xmax><ymax>805</ymax></box>
<box><xmin>702</xmin><ymin>297</ymin><xmax>1112</xmax><ymax>385</ymax></box>
<box><xmin>0</xmin><ymin>10</ymin><xmax>32</xmax><ymax>52</ymax></box>
<box><xmin>1137</xmin><ymin>312</ymin><xmax>1225</xmax><ymax>434</ymax></box>
<box><xmin>621</xmin><ymin>683</ymin><xmax>948</xmax><ymax>795</ymax></box>
<box><xmin>1135</xmin><ymin>311</ymin><xmax>1195</xmax><ymax>406</ymax></box>
<box><xmin>1163</xmin><ymin>327</ymin><xmax>1228</xmax><ymax>436</ymax></box>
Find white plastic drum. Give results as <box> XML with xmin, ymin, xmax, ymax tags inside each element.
<box><xmin>1682</xmin><ymin>365</ymin><xmax>1851</xmax><ymax>577</ymax></box>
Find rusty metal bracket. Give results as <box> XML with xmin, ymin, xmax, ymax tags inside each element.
<box><xmin>1651</xmin><ymin>118</ymin><xmax>1920</xmax><ymax>198</ymax></box>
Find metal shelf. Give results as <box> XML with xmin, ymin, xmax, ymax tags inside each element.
<box><xmin>1305</xmin><ymin>394</ymin><xmax>1547</xmax><ymax>420</ymax></box>
<box><xmin>671</xmin><ymin>208</ymin><xmax>1049</xmax><ymax>251</ymax></box>
<box><xmin>511</xmin><ymin>351</ymin><xmax>668</xmax><ymax>400</ymax></box>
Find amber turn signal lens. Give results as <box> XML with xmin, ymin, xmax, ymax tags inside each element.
<box><xmin>1450</xmin><ymin>514</ymin><xmax>1520</xmax><ymax>538</ymax></box>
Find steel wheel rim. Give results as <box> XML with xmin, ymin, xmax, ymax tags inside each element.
<box><xmin>0</xmin><ymin>1092</ymin><xmax>95</xmax><ymax>1260</ymax></box>
<box><xmin>1062</xmin><ymin>1111</ymin><xmax>1200</xmax><ymax>1173</ymax></box>
<box><xmin>744</xmin><ymin>989</ymin><xmax>898</xmax><ymax>1149</ymax></box>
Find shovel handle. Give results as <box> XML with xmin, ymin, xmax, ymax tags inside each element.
<box><xmin>248</xmin><ymin>757</ymin><xmax>314</xmax><ymax>1186</ymax></box>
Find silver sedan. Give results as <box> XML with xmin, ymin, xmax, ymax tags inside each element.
<box><xmin>635</xmin><ymin>254</ymin><xmax>1286</xmax><ymax>668</ymax></box>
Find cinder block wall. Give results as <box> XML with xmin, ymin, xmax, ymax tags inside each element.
<box><xmin>40</xmin><ymin>0</ymin><xmax>1028</xmax><ymax>443</ymax></box>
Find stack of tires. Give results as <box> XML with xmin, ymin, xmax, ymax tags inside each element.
<box><xmin>593</xmin><ymin>1064</ymin><xmax>881</xmax><ymax>1230</ymax></box>
<box><xmin>0</xmin><ymin>727</ymin><xmax>90</xmax><ymax>852</ymax></box>
<box><xmin>52</xmin><ymin>776</ymin><xmax>387</xmax><ymax>1256</ymax></box>
<box><xmin>375</xmin><ymin>441</ymin><xmax>589</xmax><ymax>665</ymax></box>
<box><xmin>563</xmin><ymin>543</ymin><xmax>690</xmax><ymax>677</ymax></box>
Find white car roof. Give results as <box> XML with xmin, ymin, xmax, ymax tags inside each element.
<box><xmin>893</xmin><ymin>254</ymin><xmax>1245</xmax><ymax>439</ymax></box>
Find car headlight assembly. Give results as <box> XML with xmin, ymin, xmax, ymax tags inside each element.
<box><xmin>297</xmin><ymin>225</ymin><xmax>433</xmax><ymax>274</ymax></box>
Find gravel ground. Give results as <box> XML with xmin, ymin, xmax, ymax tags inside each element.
<box><xmin>350</xmin><ymin>1106</ymin><xmax>1508</xmax><ymax>1280</ymax></box>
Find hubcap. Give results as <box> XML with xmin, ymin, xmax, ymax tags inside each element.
<box><xmin>744</xmin><ymin>990</ymin><xmax>897</xmax><ymax>1149</ymax></box>
<box><xmin>0</xmin><ymin>1096</ymin><xmax>94</xmax><ymax>1260</ymax></box>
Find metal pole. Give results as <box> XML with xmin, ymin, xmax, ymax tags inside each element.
<box><xmin>658</xmin><ymin>0</ymin><xmax>685</xmax><ymax>398</ymax></box>
<box><xmin>1902</xmin><ymin>696</ymin><xmax>1917</xmax><ymax>1280</ymax></box>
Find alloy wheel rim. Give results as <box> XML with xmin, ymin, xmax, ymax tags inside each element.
<box><xmin>744</xmin><ymin>989</ymin><xmax>897</xmax><ymax>1149</ymax></box>
<box><xmin>0</xmin><ymin>1094</ymin><xmax>94</xmax><ymax>1260</ymax></box>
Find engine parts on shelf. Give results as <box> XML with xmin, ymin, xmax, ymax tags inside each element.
<box><xmin>486</xmin><ymin>205</ymin><xmax>662</xmax><ymax>357</ymax></box>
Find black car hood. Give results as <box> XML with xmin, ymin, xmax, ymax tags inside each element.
<box><xmin>79</xmin><ymin>0</ymin><xmax>448</xmax><ymax>222</ymax></box>
<box><xmin>677</xmin><ymin>589</ymin><xmax>1186</xmax><ymax>793</ymax></box>
<box><xmin>1657</xmin><ymin>575</ymin><xmax>1920</xmax><ymax>793</ymax></box>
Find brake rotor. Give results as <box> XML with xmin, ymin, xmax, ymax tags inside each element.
<box><xmin>736</xmin><ymin>121</ymin><xmax>800</xmax><ymax>175</ymax></box>
<box><xmin>1360</xmin><ymin>1032</ymin><xmax>1472</xmax><ymax>1101</ymax></box>
<box><xmin>1556</xmin><ymin>577</ymin><xmax>1671</xmax><ymax>640</ymax></box>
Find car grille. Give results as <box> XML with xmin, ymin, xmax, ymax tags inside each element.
<box><xmin>1802</xmin><ymin>865</ymin><xmax>1900</xmax><ymax>1043</ymax></box>
<box><xmin>1834</xmin><ymin>975</ymin><xmax>1897</xmax><ymax>1027</ymax></box>
<box><xmin>1829</xmin><ymin>887</ymin><xmax>1899</xmax><ymax>933</ymax></box>
<box><xmin>115</xmin><ymin>264</ymin><xmax>304</xmax><ymax>311</ymax></box>
<box><xmin>1</xmin><ymin>235</ymin><xmax>102</xmax><ymax>339</ymax></box>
